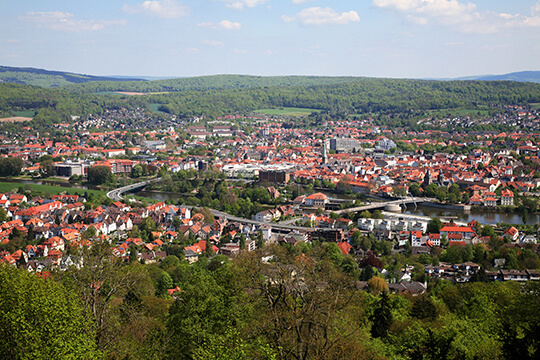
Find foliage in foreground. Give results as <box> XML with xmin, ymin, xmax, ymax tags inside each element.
<box><xmin>1</xmin><ymin>242</ymin><xmax>539</xmax><ymax>360</ymax></box>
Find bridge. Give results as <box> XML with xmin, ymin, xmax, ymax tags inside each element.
<box><xmin>106</xmin><ymin>178</ymin><xmax>162</xmax><ymax>201</ymax></box>
<box><xmin>208</xmin><ymin>209</ymin><xmax>321</xmax><ymax>233</ymax></box>
<box><xmin>106</xmin><ymin>179</ymin><xmax>319</xmax><ymax>232</ymax></box>
<box><xmin>106</xmin><ymin>181</ymin><xmax>430</xmax><ymax>233</ymax></box>
<box><xmin>333</xmin><ymin>197</ymin><xmax>434</xmax><ymax>215</ymax></box>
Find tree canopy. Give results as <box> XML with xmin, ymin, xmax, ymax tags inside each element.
<box><xmin>0</xmin><ymin>265</ymin><xmax>99</xmax><ymax>359</ymax></box>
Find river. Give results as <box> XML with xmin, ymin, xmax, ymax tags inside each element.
<box><xmin>138</xmin><ymin>190</ymin><xmax>539</xmax><ymax>225</ymax></box>
<box><xmin>403</xmin><ymin>205</ymin><xmax>540</xmax><ymax>226</ymax></box>
<box><xmin>9</xmin><ymin>178</ymin><xmax>538</xmax><ymax>225</ymax></box>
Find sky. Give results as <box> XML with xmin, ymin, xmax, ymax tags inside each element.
<box><xmin>1</xmin><ymin>0</ymin><xmax>540</xmax><ymax>79</ymax></box>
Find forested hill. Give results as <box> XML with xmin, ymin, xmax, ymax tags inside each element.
<box><xmin>65</xmin><ymin>74</ymin><xmax>366</xmax><ymax>93</ymax></box>
<box><xmin>2</xmin><ymin>77</ymin><xmax>540</xmax><ymax>125</ymax></box>
<box><xmin>455</xmin><ymin>71</ymin><xmax>540</xmax><ymax>83</ymax></box>
<box><xmin>0</xmin><ymin>66</ymin><xmax>145</xmax><ymax>88</ymax></box>
<box><xmin>136</xmin><ymin>78</ymin><xmax>540</xmax><ymax>118</ymax></box>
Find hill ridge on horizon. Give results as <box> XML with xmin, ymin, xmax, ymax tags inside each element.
<box><xmin>1</xmin><ymin>65</ymin><xmax>540</xmax><ymax>88</ymax></box>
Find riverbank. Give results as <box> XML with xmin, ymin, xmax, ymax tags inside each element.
<box><xmin>422</xmin><ymin>201</ymin><xmax>471</xmax><ymax>211</ymax></box>
<box><xmin>381</xmin><ymin>211</ymin><xmax>468</xmax><ymax>226</ymax></box>
<box><xmin>0</xmin><ymin>181</ymin><xmax>106</xmax><ymax>197</ymax></box>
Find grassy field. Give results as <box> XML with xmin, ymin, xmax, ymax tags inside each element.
<box><xmin>254</xmin><ymin>107</ymin><xmax>322</xmax><ymax>116</ymax></box>
<box><xmin>149</xmin><ymin>103</ymin><xmax>168</xmax><ymax>114</ymax></box>
<box><xmin>530</xmin><ymin>103</ymin><xmax>540</xmax><ymax>109</ymax></box>
<box><xmin>0</xmin><ymin>110</ymin><xmax>36</xmax><ymax>120</ymax></box>
<box><xmin>13</xmin><ymin>110</ymin><xmax>36</xmax><ymax>117</ymax></box>
<box><xmin>0</xmin><ymin>182</ymin><xmax>106</xmax><ymax>197</ymax></box>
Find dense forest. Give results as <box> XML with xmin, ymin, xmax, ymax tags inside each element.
<box><xmin>2</xmin><ymin>75</ymin><xmax>540</xmax><ymax>126</ymax></box>
<box><xmin>65</xmin><ymin>75</ymin><xmax>367</xmax><ymax>93</ymax></box>
<box><xmin>1</xmin><ymin>242</ymin><xmax>538</xmax><ymax>360</ymax></box>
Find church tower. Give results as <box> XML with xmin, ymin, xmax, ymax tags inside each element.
<box><xmin>422</xmin><ymin>170</ymin><xmax>432</xmax><ymax>189</ymax></box>
<box><xmin>437</xmin><ymin>169</ymin><xmax>445</xmax><ymax>186</ymax></box>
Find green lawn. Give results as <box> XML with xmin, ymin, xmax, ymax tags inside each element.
<box><xmin>254</xmin><ymin>107</ymin><xmax>322</xmax><ymax>116</ymax></box>
<box><xmin>0</xmin><ymin>182</ymin><xmax>105</xmax><ymax>197</ymax></box>
<box><xmin>530</xmin><ymin>103</ymin><xmax>540</xmax><ymax>109</ymax></box>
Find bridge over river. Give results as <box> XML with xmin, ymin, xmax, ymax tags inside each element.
<box><xmin>333</xmin><ymin>197</ymin><xmax>435</xmax><ymax>215</ymax></box>
<box><xmin>107</xmin><ymin>178</ymin><xmax>322</xmax><ymax>233</ymax></box>
<box><xmin>107</xmin><ymin>181</ymin><xmax>437</xmax><ymax>232</ymax></box>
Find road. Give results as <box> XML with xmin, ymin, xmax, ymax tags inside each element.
<box><xmin>106</xmin><ymin>180</ymin><xmax>319</xmax><ymax>232</ymax></box>
<box><xmin>106</xmin><ymin>178</ymin><xmax>162</xmax><ymax>201</ymax></box>
<box><xmin>107</xmin><ymin>181</ymin><xmax>433</xmax><ymax>233</ymax></box>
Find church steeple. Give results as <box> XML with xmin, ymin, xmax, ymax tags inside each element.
<box><xmin>422</xmin><ymin>170</ymin><xmax>432</xmax><ymax>189</ymax></box>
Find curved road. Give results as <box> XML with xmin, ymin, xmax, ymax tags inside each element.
<box><xmin>106</xmin><ymin>178</ymin><xmax>320</xmax><ymax>232</ymax></box>
<box><xmin>107</xmin><ymin>181</ymin><xmax>430</xmax><ymax>233</ymax></box>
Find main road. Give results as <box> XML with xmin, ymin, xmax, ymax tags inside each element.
<box><xmin>106</xmin><ymin>178</ymin><xmax>318</xmax><ymax>232</ymax></box>
<box><xmin>107</xmin><ymin>181</ymin><xmax>432</xmax><ymax>233</ymax></box>
<box><xmin>106</xmin><ymin>178</ymin><xmax>162</xmax><ymax>201</ymax></box>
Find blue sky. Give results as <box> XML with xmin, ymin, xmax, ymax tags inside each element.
<box><xmin>2</xmin><ymin>0</ymin><xmax>540</xmax><ymax>78</ymax></box>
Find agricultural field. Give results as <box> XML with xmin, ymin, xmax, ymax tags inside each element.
<box><xmin>0</xmin><ymin>110</ymin><xmax>36</xmax><ymax>122</ymax></box>
<box><xmin>254</xmin><ymin>107</ymin><xmax>322</xmax><ymax>116</ymax></box>
<box><xmin>0</xmin><ymin>117</ymin><xmax>32</xmax><ymax>123</ymax></box>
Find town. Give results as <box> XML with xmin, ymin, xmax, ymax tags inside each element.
<box><xmin>1</xmin><ymin>84</ymin><xmax>540</xmax><ymax>360</ymax></box>
<box><xmin>0</xmin><ymin>103</ymin><xmax>539</xmax><ymax>283</ymax></box>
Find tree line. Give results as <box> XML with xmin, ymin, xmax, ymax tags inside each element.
<box><xmin>1</xmin><ymin>241</ymin><xmax>538</xmax><ymax>359</ymax></box>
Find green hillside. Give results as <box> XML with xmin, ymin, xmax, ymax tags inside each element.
<box><xmin>0</xmin><ymin>66</ymin><xmax>145</xmax><ymax>88</ymax></box>
<box><xmin>66</xmin><ymin>74</ymin><xmax>364</xmax><ymax>93</ymax></box>
<box><xmin>1</xmin><ymin>75</ymin><xmax>540</xmax><ymax>127</ymax></box>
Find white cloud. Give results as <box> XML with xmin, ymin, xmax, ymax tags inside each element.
<box><xmin>373</xmin><ymin>0</ymin><xmax>476</xmax><ymax>25</ymax></box>
<box><xmin>293</xmin><ymin>0</ymin><xmax>316</xmax><ymax>4</ymax></box>
<box><xmin>219</xmin><ymin>0</ymin><xmax>269</xmax><ymax>10</ymax></box>
<box><xmin>19</xmin><ymin>11</ymin><xmax>126</xmax><ymax>32</ymax></box>
<box><xmin>533</xmin><ymin>1</ymin><xmax>540</xmax><ymax>15</ymax></box>
<box><xmin>373</xmin><ymin>0</ymin><xmax>540</xmax><ymax>33</ymax></box>
<box><xmin>203</xmin><ymin>40</ymin><xmax>224</xmax><ymax>46</ymax></box>
<box><xmin>282</xmin><ymin>7</ymin><xmax>360</xmax><ymax>25</ymax></box>
<box><xmin>198</xmin><ymin>20</ymin><xmax>242</xmax><ymax>30</ymax></box>
<box><xmin>219</xmin><ymin>20</ymin><xmax>242</xmax><ymax>29</ymax></box>
<box><xmin>122</xmin><ymin>0</ymin><xmax>188</xmax><ymax>19</ymax></box>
